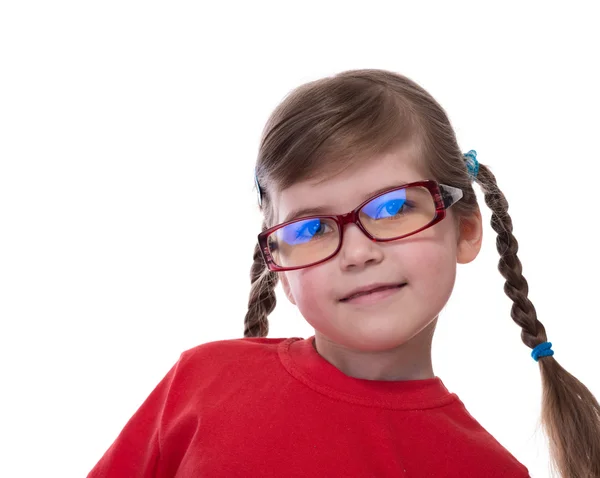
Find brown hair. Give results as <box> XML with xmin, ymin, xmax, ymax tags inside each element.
<box><xmin>243</xmin><ymin>68</ymin><xmax>600</xmax><ymax>477</ymax></box>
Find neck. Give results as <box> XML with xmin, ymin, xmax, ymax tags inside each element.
<box><xmin>312</xmin><ymin>318</ymin><xmax>437</xmax><ymax>381</ymax></box>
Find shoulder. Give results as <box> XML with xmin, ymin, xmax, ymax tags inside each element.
<box><xmin>174</xmin><ymin>336</ymin><xmax>294</xmax><ymax>376</ymax></box>
<box><xmin>447</xmin><ymin>395</ymin><xmax>530</xmax><ymax>477</ymax></box>
<box><xmin>182</xmin><ymin>336</ymin><xmax>291</xmax><ymax>358</ymax></box>
<box><xmin>152</xmin><ymin>337</ymin><xmax>296</xmax><ymax>416</ymax></box>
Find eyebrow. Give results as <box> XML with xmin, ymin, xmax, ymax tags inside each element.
<box><xmin>282</xmin><ymin>181</ymin><xmax>411</xmax><ymax>223</ymax></box>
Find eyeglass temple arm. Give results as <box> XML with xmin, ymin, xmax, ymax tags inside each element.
<box><xmin>439</xmin><ymin>184</ymin><xmax>464</xmax><ymax>209</ymax></box>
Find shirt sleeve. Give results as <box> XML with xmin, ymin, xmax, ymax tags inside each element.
<box><xmin>86</xmin><ymin>354</ymin><xmax>182</xmax><ymax>478</ymax></box>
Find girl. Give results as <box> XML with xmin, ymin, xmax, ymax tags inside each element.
<box><xmin>88</xmin><ymin>69</ymin><xmax>600</xmax><ymax>477</ymax></box>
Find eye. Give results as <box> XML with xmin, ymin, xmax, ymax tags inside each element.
<box><xmin>361</xmin><ymin>189</ymin><xmax>410</xmax><ymax>219</ymax></box>
<box><xmin>297</xmin><ymin>219</ymin><xmax>325</xmax><ymax>239</ymax></box>
<box><xmin>377</xmin><ymin>199</ymin><xmax>406</xmax><ymax>218</ymax></box>
<box><xmin>280</xmin><ymin>218</ymin><xmax>332</xmax><ymax>245</ymax></box>
<box><xmin>362</xmin><ymin>192</ymin><xmax>413</xmax><ymax>220</ymax></box>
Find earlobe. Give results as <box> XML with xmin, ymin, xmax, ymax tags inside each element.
<box><xmin>278</xmin><ymin>272</ymin><xmax>297</xmax><ymax>305</ymax></box>
<box><xmin>456</xmin><ymin>208</ymin><xmax>483</xmax><ymax>265</ymax></box>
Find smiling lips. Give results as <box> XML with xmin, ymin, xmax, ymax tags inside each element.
<box><xmin>341</xmin><ymin>283</ymin><xmax>407</xmax><ymax>302</ymax></box>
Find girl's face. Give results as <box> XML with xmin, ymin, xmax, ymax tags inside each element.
<box><xmin>274</xmin><ymin>143</ymin><xmax>482</xmax><ymax>376</ymax></box>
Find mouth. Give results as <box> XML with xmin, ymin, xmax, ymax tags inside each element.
<box><xmin>340</xmin><ymin>283</ymin><xmax>407</xmax><ymax>302</ymax></box>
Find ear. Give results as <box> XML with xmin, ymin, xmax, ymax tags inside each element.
<box><xmin>278</xmin><ymin>272</ymin><xmax>297</xmax><ymax>305</ymax></box>
<box><xmin>456</xmin><ymin>207</ymin><xmax>483</xmax><ymax>265</ymax></box>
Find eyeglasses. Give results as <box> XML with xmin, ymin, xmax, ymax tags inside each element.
<box><xmin>257</xmin><ymin>180</ymin><xmax>464</xmax><ymax>272</ymax></box>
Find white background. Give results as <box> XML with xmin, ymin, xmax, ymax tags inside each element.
<box><xmin>1</xmin><ymin>1</ymin><xmax>599</xmax><ymax>477</ymax></box>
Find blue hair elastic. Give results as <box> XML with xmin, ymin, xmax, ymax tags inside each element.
<box><xmin>464</xmin><ymin>150</ymin><xmax>479</xmax><ymax>180</ymax></box>
<box><xmin>531</xmin><ymin>342</ymin><xmax>554</xmax><ymax>361</ymax></box>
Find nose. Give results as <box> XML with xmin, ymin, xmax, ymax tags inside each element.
<box><xmin>338</xmin><ymin>223</ymin><xmax>384</xmax><ymax>270</ymax></box>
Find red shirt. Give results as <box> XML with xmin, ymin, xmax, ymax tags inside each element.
<box><xmin>88</xmin><ymin>336</ymin><xmax>530</xmax><ymax>477</ymax></box>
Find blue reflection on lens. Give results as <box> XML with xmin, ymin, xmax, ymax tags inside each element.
<box><xmin>280</xmin><ymin>218</ymin><xmax>324</xmax><ymax>245</ymax></box>
<box><xmin>362</xmin><ymin>189</ymin><xmax>408</xmax><ymax>219</ymax></box>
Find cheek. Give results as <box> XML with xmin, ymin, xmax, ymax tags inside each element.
<box><xmin>406</xmin><ymin>240</ymin><xmax>456</xmax><ymax>273</ymax></box>
<box><xmin>400</xmin><ymin>237</ymin><xmax>458</xmax><ymax>304</ymax></box>
<box><xmin>286</xmin><ymin>268</ymin><xmax>333</xmax><ymax>316</ymax></box>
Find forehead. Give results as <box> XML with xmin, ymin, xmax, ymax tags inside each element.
<box><xmin>275</xmin><ymin>143</ymin><xmax>429</xmax><ymax>224</ymax></box>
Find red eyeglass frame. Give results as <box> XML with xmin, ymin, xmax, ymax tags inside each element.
<box><xmin>257</xmin><ymin>179</ymin><xmax>464</xmax><ymax>272</ymax></box>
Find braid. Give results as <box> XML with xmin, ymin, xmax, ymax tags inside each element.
<box><xmin>476</xmin><ymin>163</ymin><xmax>600</xmax><ymax>478</ymax></box>
<box><xmin>243</xmin><ymin>227</ymin><xmax>278</xmax><ymax>338</ymax></box>
<box><xmin>476</xmin><ymin>164</ymin><xmax>546</xmax><ymax>347</ymax></box>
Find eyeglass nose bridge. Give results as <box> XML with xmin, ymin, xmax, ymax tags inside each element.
<box><xmin>335</xmin><ymin>210</ymin><xmax>374</xmax><ymax>241</ymax></box>
<box><xmin>338</xmin><ymin>210</ymin><xmax>361</xmax><ymax>227</ymax></box>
